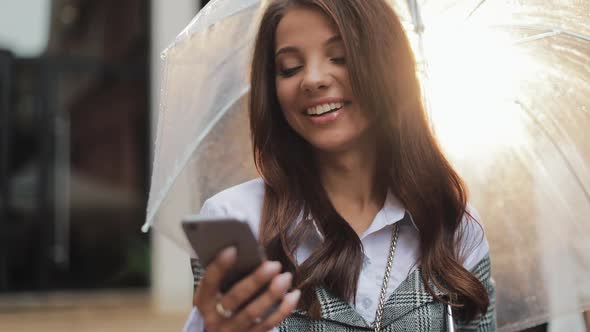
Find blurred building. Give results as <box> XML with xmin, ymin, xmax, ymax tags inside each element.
<box><xmin>0</xmin><ymin>0</ymin><xmax>225</xmax><ymax>317</ymax></box>
<box><xmin>1</xmin><ymin>1</ymin><xmax>211</xmax><ymax>330</ymax></box>
<box><xmin>1</xmin><ymin>0</ymin><xmax>152</xmax><ymax>293</ymax></box>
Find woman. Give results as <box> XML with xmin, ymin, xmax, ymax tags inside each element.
<box><xmin>184</xmin><ymin>0</ymin><xmax>496</xmax><ymax>331</ymax></box>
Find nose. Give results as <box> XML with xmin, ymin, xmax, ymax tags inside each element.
<box><xmin>300</xmin><ymin>62</ymin><xmax>332</xmax><ymax>94</ymax></box>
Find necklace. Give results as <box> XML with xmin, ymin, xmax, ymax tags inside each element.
<box><xmin>372</xmin><ymin>223</ymin><xmax>400</xmax><ymax>332</ymax></box>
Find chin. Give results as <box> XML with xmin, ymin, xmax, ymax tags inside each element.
<box><xmin>307</xmin><ymin>137</ymin><xmax>357</xmax><ymax>154</ymax></box>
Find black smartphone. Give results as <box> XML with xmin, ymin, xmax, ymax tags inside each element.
<box><xmin>181</xmin><ymin>216</ymin><xmax>266</xmax><ymax>293</ymax></box>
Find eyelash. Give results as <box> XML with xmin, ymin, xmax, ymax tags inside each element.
<box><xmin>331</xmin><ymin>57</ymin><xmax>346</xmax><ymax>65</ymax></box>
<box><xmin>279</xmin><ymin>66</ymin><xmax>302</xmax><ymax>77</ymax></box>
<box><xmin>278</xmin><ymin>57</ymin><xmax>346</xmax><ymax>77</ymax></box>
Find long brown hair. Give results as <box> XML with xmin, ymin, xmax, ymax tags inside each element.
<box><xmin>249</xmin><ymin>0</ymin><xmax>489</xmax><ymax>322</ymax></box>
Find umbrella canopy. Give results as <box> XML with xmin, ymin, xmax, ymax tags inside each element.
<box><xmin>403</xmin><ymin>1</ymin><xmax>590</xmax><ymax>330</ymax></box>
<box><xmin>143</xmin><ymin>0</ymin><xmax>590</xmax><ymax>330</ymax></box>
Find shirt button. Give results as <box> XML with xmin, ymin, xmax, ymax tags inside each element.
<box><xmin>361</xmin><ymin>256</ymin><xmax>371</xmax><ymax>271</ymax></box>
<box><xmin>362</xmin><ymin>297</ymin><xmax>373</xmax><ymax>309</ymax></box>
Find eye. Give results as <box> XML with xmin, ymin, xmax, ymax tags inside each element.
<box><xmin>279</xmin><ymin>66</ymin><xmax>302</xmax><ymax>77</ymax></box>
<box><xmin>331</xmin><ymin>57</ymin><xmax>346</xmax><ymax>65</ymax></box>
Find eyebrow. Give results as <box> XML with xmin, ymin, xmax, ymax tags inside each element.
<box><xmin>275</xmin><ymin>35</ymin><xmax>342</xmax><ymax>57</ymax></box>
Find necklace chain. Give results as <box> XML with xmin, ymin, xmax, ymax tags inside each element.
<box><xmin>372</xmin><ymin>223</ymin><xmax>400</xmax><ymax>332</ymax></box>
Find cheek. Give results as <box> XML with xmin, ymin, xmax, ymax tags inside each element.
<box><xmin>276</xmin><ymin>80</ymin><xmax>299</xmax><ymax>115</ymax></box>
<box><xmin>341</xmin><ymin>74</ymin><xmax>354</xmax><ymax>97</ymax></box>
<box><xmin>274</xmin><ymin>81</ymin><xmax>294</xmax><ymax>124</ymax></box>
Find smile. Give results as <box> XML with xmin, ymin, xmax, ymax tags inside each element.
<box><xmin>305</xmin><ymin>101</ymin><xmax>350</xmax><ymax>117</ymax></box>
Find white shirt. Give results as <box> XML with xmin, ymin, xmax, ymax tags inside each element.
<box><xmin>183</xmin><ymin>178</ymin><xmax>489</xmax><ymax>332</ymax></box>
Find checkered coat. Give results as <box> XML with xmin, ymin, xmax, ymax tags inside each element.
<box><xmin>190</xmin><ymin>254</ymin><xmax>496</xmax><ymax>331</ymax></box>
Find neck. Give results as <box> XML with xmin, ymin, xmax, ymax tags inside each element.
<box><xmin>314</xmin><ymin>139</ymin><xmax>386</xmax><ymax>234</ymax></box>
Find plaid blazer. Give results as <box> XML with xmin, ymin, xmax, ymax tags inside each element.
<box><xmin>191</xmin><ymin>254</ymin><xmax>496</xmax><ymax>332</ymax></box>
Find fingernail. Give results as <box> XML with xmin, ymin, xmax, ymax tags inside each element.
<box><xmin>285</xmin><ymin>289</ymin><xmax>301</xmax><ymax>305</ymax></box>
<box><xmin>275</xmin><ymin>272</ymin><xmax>292</xmax><ymax>288</ymax></box>
<box><xmin>220</xmin><ymin>246</ymin><xmax>237</xmax><ymax>260</ymax></box>
<box><xmin>263</xmin><ymin>261</ymin><xmax>281</xmax><ymax>274</ymax></box>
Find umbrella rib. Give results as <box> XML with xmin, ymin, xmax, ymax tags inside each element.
<box><xmin>493</xmin><ymin>24</ymin><xmax>590</xmax><ymax>43</ymax></box>
<box><xmin>515</xmin><ymin>100</ymin><xmax>590</xmax><ymax>204</ymax></box>
<box><xmin>513</xmin><ymin>31</ymin><xmax>561</xmax><ymax>45</ymax></box>
<box><xmin>405</xmin><ymin>0</ymin><xmax>424</xmax><ymax>33</ymax></box>
<box><xmin>466</xmin><ymin>0</ymin><xmax>487</xmax><ymax>20</ymax></box>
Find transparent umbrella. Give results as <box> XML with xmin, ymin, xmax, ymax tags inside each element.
<box><xmin>143</xmin><ymin>0</ymin><xmax>590</xmax><ymax>330</ymax></box>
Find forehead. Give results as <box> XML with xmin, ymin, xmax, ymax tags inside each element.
<box><xmin>275</xmin><ymin>6</ymin><xmax>339</xmax><ymax>49</ymax></box>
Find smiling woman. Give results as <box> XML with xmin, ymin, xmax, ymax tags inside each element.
<box><xmin>183</xmin><ymin>1</ymin><xmax>496</xmax><ymax>331</ymax></box>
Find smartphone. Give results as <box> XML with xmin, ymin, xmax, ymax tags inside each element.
<box><xmin>181</xmin><ymin>216</ymin><xmax>266</xmax><ymax>293</ymax></box>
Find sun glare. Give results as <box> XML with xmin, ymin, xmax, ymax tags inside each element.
<box><xmin>418</xmin><ymin>22</ymin><xmax>536</xmax><ymax>161</ymax></box>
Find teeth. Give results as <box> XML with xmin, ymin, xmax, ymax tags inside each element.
<box><xmin>307</xmin><ymin>102</ymin><xmax>344</xmax><ymax>115</ymax></box>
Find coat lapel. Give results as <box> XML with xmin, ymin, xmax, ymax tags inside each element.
<box><xmin>290</xmin><ymin>287</ymin><xmax>371</xmax><ymax>328</ymax></box>
<box><xmin>315</xmin><ymin>287</ymin><xmax>372</xmax><ymax>328</ymax></box>
<box><xmin>380</xmin><ymin>267</ymin><xmax>445</xmax><ymax>327</ymax></box>
<box><xmin>292</xmin><ymin>268</ymin><xmax>444</xmax><ymax>329</ymax></box>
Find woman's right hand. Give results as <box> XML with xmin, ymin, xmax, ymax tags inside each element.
<box><xmin>193</xmin><ymin>247</ymin><xmax>301</xmax><ymax>332</ymax></box>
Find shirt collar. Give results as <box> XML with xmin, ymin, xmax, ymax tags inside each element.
<box><xmin>294</xmin><ymin>191</ymin><xmax>418</xmax><ymax>264</ymax></box>
<box><xmin>360</xmin><ymin>190</ymin><xmax>418</xmax><ymax>238</ymax></box>
<box><xmin>306</xmin><ymin>190</ymin><xmax>419</xmax><ymax>240</ymax></box>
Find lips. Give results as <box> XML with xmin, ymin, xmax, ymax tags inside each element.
<box><xmin>304</xmin><ymin>102</ymin><xmax>350</xmax><ymax>126</ymax></box>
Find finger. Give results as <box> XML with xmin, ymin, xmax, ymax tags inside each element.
<box><xmin>217</xmin><ymin>261</ymin><xmax>282</xmax><ymax>313</ymax></box>
<box><xmin>251</xmin><ymin>289</ymin><xmax>301</xmax><ymax>332</ymax></box>
<box><xmin>226</xmin><ymin>272</ymin><xmax>292</xmax><ymax>329</ymax></box>
<box><xmin>194</xmin><ymin>247</ymin><xmax>237</xmax><ymax>307</ymax></box>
